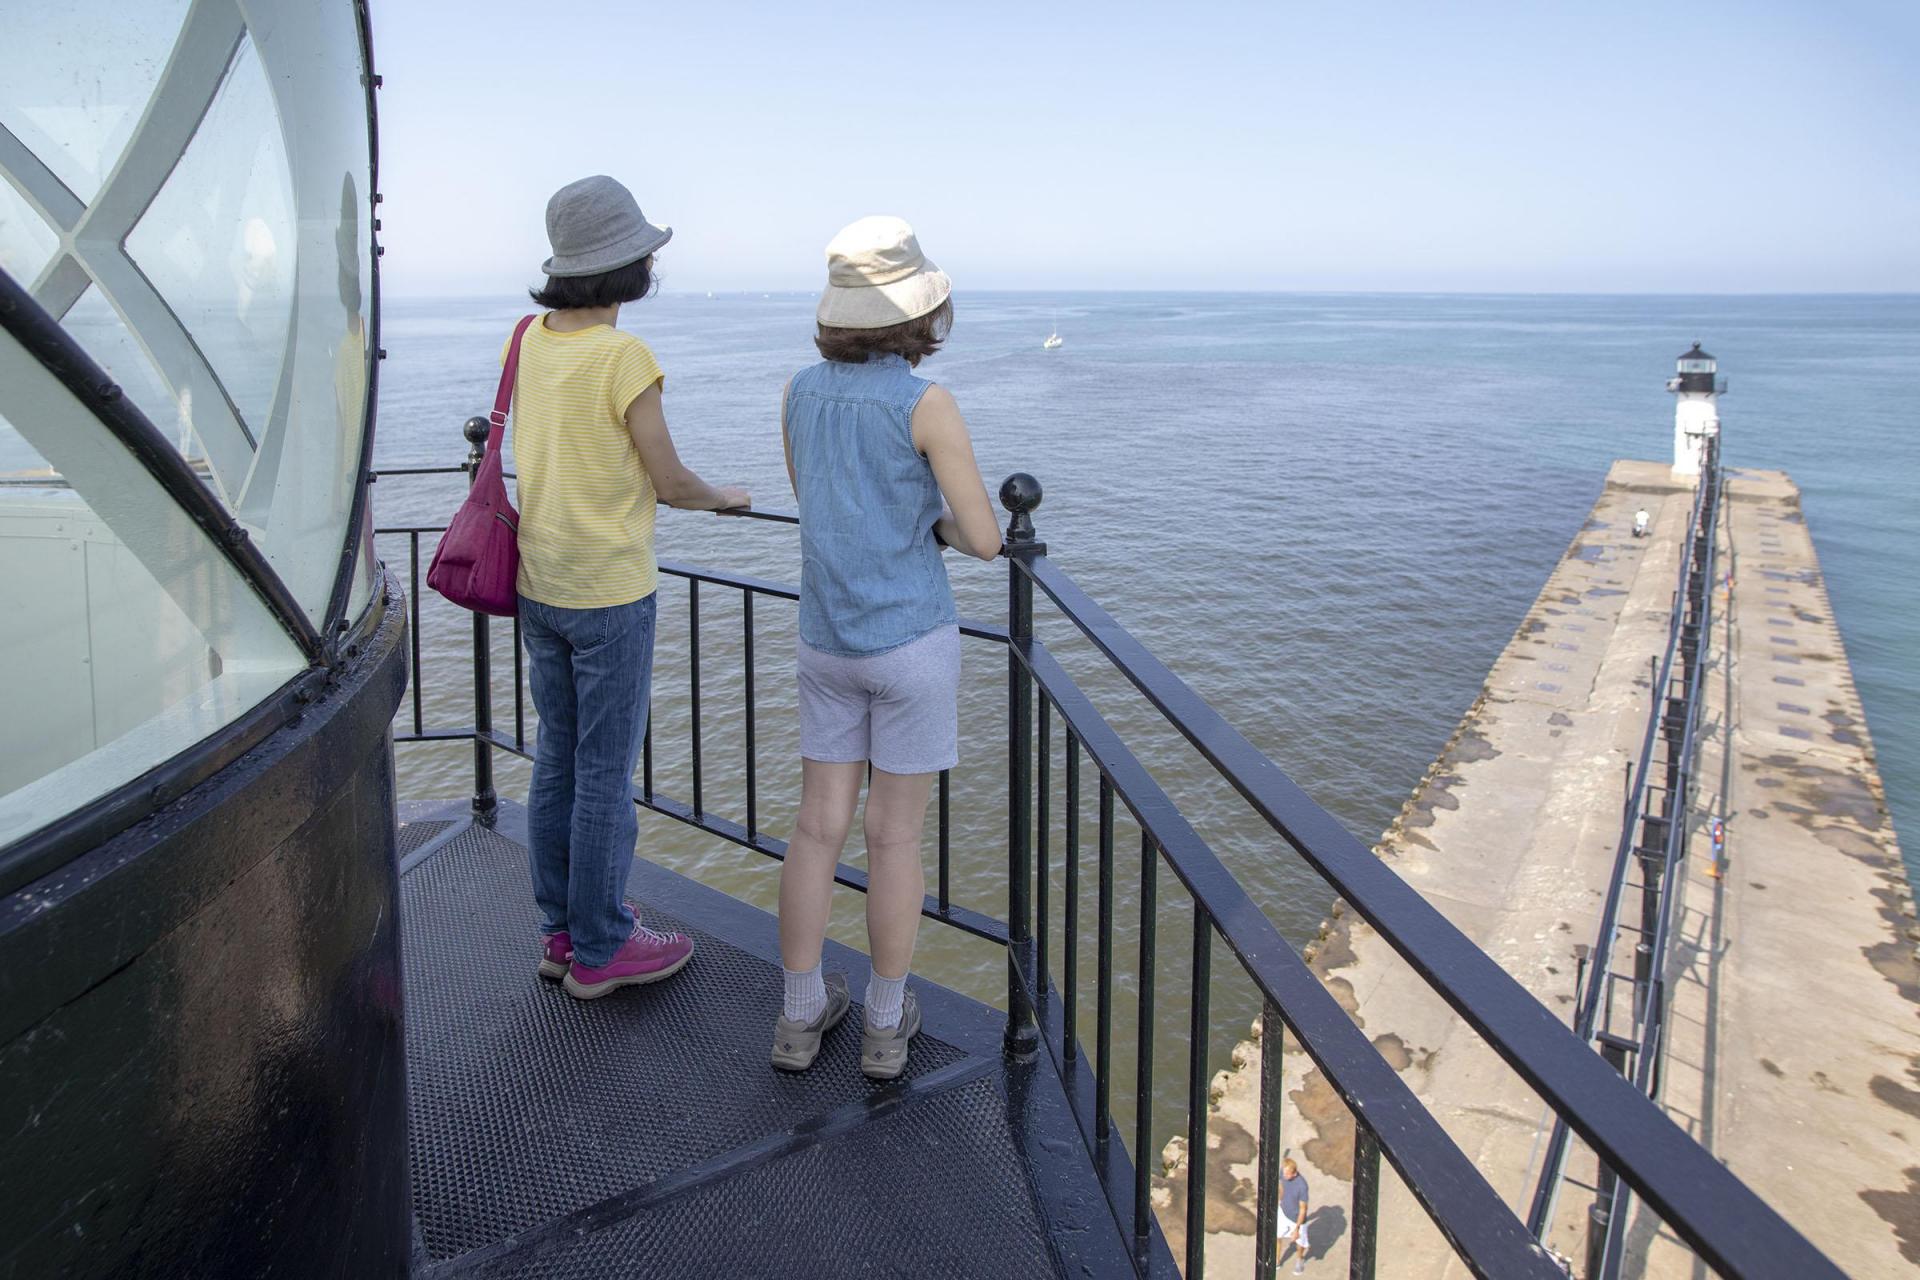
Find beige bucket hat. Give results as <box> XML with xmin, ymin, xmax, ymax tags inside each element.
<box><xmin>816</xmin><ymin>216</ymin><xmax>952</xmax><ymax>330</ymax></box>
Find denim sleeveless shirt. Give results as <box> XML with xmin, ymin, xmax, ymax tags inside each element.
<box><xmin>786</xmin><ymin>354</ymin><xmax>956</xmax><ymax>657</ymax></box>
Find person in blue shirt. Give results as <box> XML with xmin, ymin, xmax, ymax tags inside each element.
<box><xmin>767</xmin><ymin>216</ymin><xmax>1002</xmax><ymax>1081</ymax></box>
<box><xmin>1279</xmin><ymin>1158</ymin><xmax>1312</xmax><ymax>1273</ymax></box>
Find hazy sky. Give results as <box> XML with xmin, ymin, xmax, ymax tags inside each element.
<box><xmin>375</xmin><ymin>1</ymin><xmax>1919</xmax><ymax>296</ymax></box>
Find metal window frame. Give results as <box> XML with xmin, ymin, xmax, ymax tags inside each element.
<box><xmin>2</xmin><ymin>0</ymin><xmax>258</xmax><ymax>491</ymax></box>
<box><xmin>0</xmin><ymin>0</ymin><xmax>386</xmax><ymax>880</ymax></box>
<box><xmin>319</xmin><ymin>0</ymin><xmax>385</xmax><ymax>642</ymax></box>
<box><xmin>0</xmin><ymin>0</ymin><xmax>385</xmax><ymax>637</ymax></box>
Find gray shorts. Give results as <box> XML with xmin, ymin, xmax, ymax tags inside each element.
<box><xmin>796</xmin><ymin>626</ymin><xmax>961</xmax><ymax>775</ymax></box>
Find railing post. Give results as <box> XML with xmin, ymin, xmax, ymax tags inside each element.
<box><xmin>463</xmin><ymin>416</ymin><xmax>498</xmax><ymax>826</ymax></box>
<box><xmin>1254</xmin><ymin>1003</ymin><xmax>1283</xmax><ymax>1280</ymax></box>
<box><xmin>1587</xmin><ymin>1035</ymin><xmax>1631</xmax><ymax>1279</ymax></box>
<box><xmin>1350</xmin><ymin>1122</ymin><xmax>1380</xmax><ymax>1280</ymax></box>
<box><xmin>1185</xmin><ymin>908</ymin><xmax>1213</xmax><ymax>1278</ymax></box>
<box><xmin>1633</xmin><ymin>842</ymin><xmax>1661</xmax><ymax>1017</ymax></box>
<box><xmin>1001</xmin><ymin>472</ymin><xmax>1044</xmax><ymax>1060</ymax></box>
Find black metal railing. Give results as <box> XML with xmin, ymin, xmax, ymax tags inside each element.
<box><xmin>1525</xmin><ymin>435</ymin><xmax>1725</xmax><ymax>1275</ymax></box>
<box><xmin>378</xmin><ymin>419</ymin><xmax>1009</xmax><ymax>944</ymax></box>
<box><xmin>376</xmin><ymin>420</ymin><xmax>1833</xmax><ymax>1280</ymax></box>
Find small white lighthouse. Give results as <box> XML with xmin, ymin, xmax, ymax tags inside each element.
<box><xmin>1666</xmin><ymin>342</ymin><xmax>1725</xmax><ymax>479</ymax></box>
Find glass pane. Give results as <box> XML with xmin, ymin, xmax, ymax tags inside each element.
<box><xmin>125</xmin><ymin>35</ymin><xmax>296</xmax><ymax>441</ymax></box>
<box><xmin>0</xmin><ymin>388</ymin><xmax>60</xmax><ymax>485</ymax></box>
<box><xmin>211</xmin><ymin>5</ymin><xmax>375</xmax><ymax>627</ymax></box>
<box><xmin>0</xmin><ymin>326</ymin><xmax>306</xmax><ymax>850</ymax></box>
<box><xmin>0</xmin><ymin>0</ymin><xmax>191</xmax><ymax>204</ymax></box>
<box><xmin>0</xmin><ymin>180</ymin><xmax>61</xmax><ymax>282</ymax></box>
<box><xmin>346</xmin><ymin>501</ymin><xmax>379</xmax><ymax>619</ymax></box>
<box><xmin>61</xmin><ymin>285</ymin><xmax>201</xmax><ymax>455</ymax></box>
<box><xmin>118</xmin><ymin>6</ymin><xmax>378</xmax><ymax>628</ymax></box>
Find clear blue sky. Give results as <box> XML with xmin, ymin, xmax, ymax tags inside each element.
<box><xmin>374</xmin><ymin>0</ymin><xmax>1919</xmax><ymax>296</ymax></box>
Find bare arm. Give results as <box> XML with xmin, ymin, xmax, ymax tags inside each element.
<box><xmin>625</xmin><ymin>382</ymin><xmax>749</xmax><ymax>510</ymax></box>
<box><xmin>911</xmin><ymin>385</ymin><xmax>1002</xmax><ymax>561</ymax></box>
<box><xmin>779</xmin><ymin>377</ymin><xmax>797</xmax><ymax>500</ymax></box>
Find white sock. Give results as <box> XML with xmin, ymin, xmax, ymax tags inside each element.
<box><xmin>783</xmin><ymin>965</ymin><xmax>826</xmax><ymax>1024</ymax></box>
<box><xmin>866</xmin><ymin>970</ymin><xmax>908</xmax><ymax>1030</ymax></box>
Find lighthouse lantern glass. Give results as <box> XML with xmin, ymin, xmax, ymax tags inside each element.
<box><xmin>0</xmin><ymin>0</ymin><xmax>377</xmax><ymax>851</ymax></box>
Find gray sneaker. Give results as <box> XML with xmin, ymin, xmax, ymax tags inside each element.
<box><xmin>860</xmin><ymin>988</ymin><xmax>922</xmax><ymax>1080</ymax></box>
<box><xmin>770</xmin><ymin>973</ymin><xmax>850</xmax><ymax>1072</ymax></box>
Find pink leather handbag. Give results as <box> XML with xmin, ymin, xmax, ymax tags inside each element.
<box><xmin>426</xmin><ymin>314</ymin><xmax>536</xmax><ymax>617</ymax></box>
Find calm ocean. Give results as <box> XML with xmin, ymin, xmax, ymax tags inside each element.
<box><xmin>373</xmin><ymin>291</ymin><xmax>1917</xmax><ymax>1134</ymax></box>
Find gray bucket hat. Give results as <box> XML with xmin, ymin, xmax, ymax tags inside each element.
<box><xmin>541</xmin><ymin>175</ymin><xmax>672</xmax><ymax>278</ymax></box>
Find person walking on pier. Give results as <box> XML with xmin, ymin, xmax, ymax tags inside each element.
<box><xmin>1278</xmin><ymin>1158</ymin><xmax>1311</xmax><ymax>1273</ymax></box>
<box><xmin>513</xmin><ymin>177</ymin><xmax>751</xmax><ymax>999</ymax></box>
<box><xmin>769</xmin><ymin>216</ymin><xmax>1002</xmax><ymax>1079</ymax></box>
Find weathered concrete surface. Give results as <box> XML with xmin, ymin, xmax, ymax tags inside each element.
<box><xmin>1619</xmin><ymin>470</ymin><xmax>1920</xmax><ymax>1277</ymax></box>
<box><xmin>1154</xmin><ymin>462</ymin><xmax>1919</xmax><ymax>1277</ymax></box>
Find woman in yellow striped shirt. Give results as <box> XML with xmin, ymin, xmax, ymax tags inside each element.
<box><xmin>514</xmin><ymin>177</ymin><xmax>749</xmax><ymax>998</ymax></box>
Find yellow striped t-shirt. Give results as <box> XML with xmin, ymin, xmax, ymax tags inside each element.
<box><xmin>506</xmin><ymin>317</ymin><xmax>663</xmax><ymax>608</ymax></box>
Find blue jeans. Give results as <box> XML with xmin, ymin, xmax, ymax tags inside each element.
<box><xmin>519</xmin><ymin>592</ymin><xmax>657</xmax><ymax>968</ymax></box>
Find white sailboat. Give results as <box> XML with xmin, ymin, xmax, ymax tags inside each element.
<box><xmin>1042</xmin><ymin>314</ymin><xmax>1063</xmax><ymax>350</ymax></box>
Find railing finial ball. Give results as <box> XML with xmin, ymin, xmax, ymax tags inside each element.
<box><xmin>999</xmin><ymin>472</ymin><xmax>1042</xmax><ymax>515</ymax></box>
<box><xmin>462</xmin><ymin>416</ymin><xmax>489</xmax><ymax>445</ymax></box>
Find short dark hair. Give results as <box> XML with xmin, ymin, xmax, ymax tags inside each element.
<box><xmin>529</xmin><ymin>254</ymin><xmax>657</xmax><ymax>310</ymax></box>
<box><xmin>814</xmin><ymin>297</ymin><xmax>952</xmax><ymax>366</ymax></box>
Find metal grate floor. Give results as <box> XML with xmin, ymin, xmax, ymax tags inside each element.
<box><xmin>401</xmin><ymin>813</ymin><xmax>1127</xmax><ymax>1278</ymax></box>
<box><xmin>459</xmin><ymin>1074</ymin><xmax>1054</xmax><ymax>1280</ymax></box>
<box><xmin>396</xmin><ymin>819</ymin><xmax>453</xmax><ymax>860</ymax></box>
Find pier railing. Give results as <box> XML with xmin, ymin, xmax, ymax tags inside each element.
<box><xmin>1525</xmin><ymin>436</ymin><xmax>1726</xmax><ymax>1275</ymax></box>
<box><xmin>376</xmin><ymin>420</ymin><xmax>1833</xmax><ymax>1280</ymax></box>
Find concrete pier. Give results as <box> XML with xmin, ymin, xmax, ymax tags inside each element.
<box><xmin>1155</xmin><ymin>461</ymin><xmax>1919</xmax><ymax>1277</ymax></box>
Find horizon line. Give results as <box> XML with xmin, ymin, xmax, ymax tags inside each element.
<box><xmin>379</xmin><ymin>286</ymin><xmax>1920</xmax><ymax>300</ymax></box>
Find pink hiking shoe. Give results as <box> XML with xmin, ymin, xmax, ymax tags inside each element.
<box><xmin>537</xmin><ymin>932</ymin><xmax>572</xmax><ymax>981</ymax></box>
<box><xmin>563</xmin><ymin>923</ymin><xmax>694</xmax><ymax>999</ymax></box>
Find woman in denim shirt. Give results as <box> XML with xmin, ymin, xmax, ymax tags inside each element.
<box><xmin>769</xmin><ymin>217</ymin><xmax>1002</xmax><ymax>1078</ymax></box>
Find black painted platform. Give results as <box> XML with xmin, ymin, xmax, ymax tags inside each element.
<box><xmin>398</xmin><ymin>803</ymin><xmax>1144</xmax><ymax>1279</ymax></box>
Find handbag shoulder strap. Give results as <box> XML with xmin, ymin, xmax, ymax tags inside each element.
<box><xmin>488</xmin><ymin>314</ymin><xmax>539</xmax><ymax>451</ymax></box>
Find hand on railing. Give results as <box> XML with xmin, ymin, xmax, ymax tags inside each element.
<box><xmin>710</xmin><ymin>501</ymin><xmax>799</xmax><ymax>525</ymax></box>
